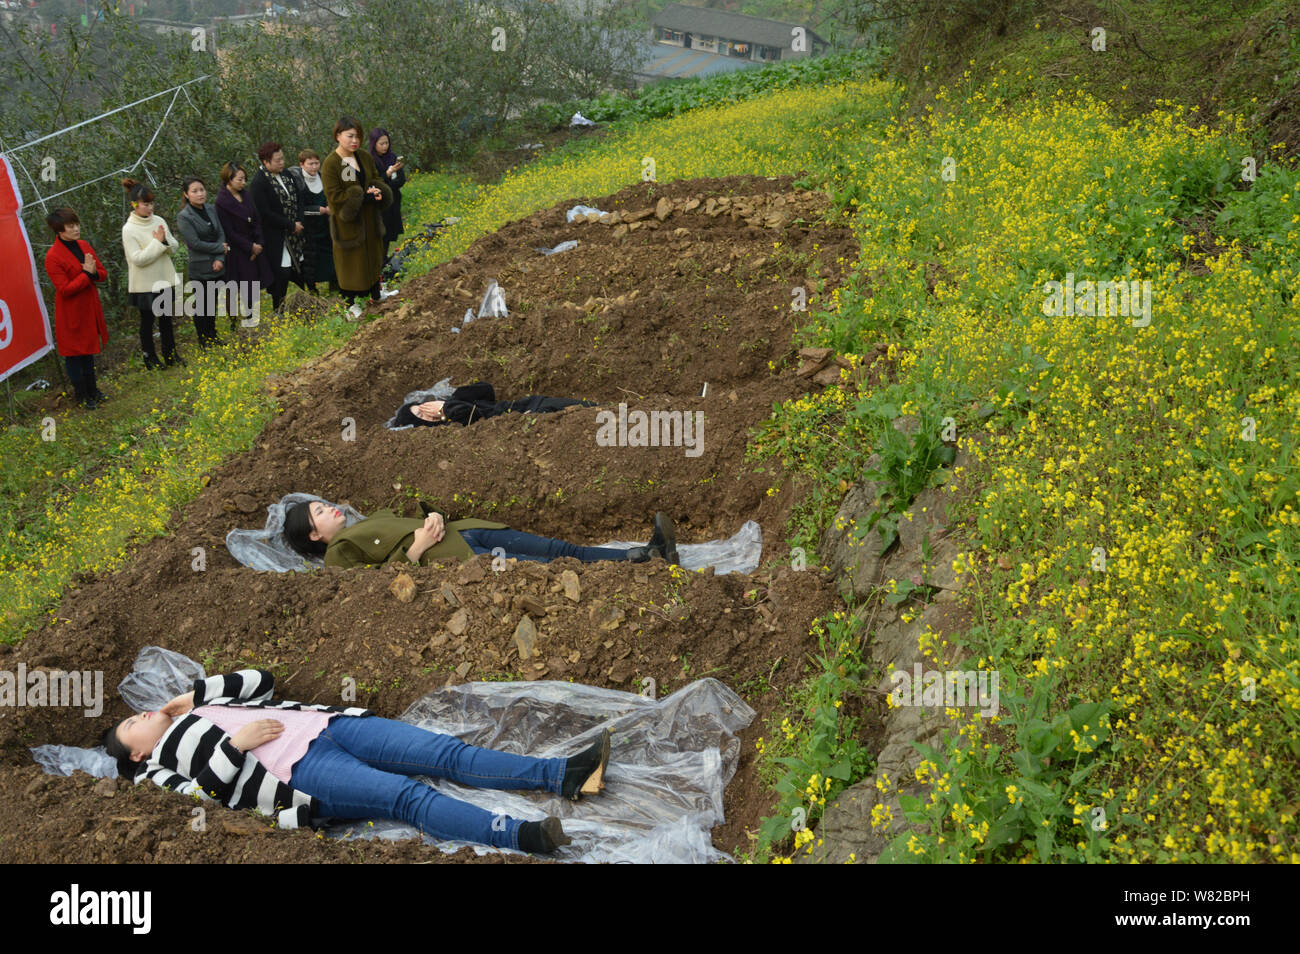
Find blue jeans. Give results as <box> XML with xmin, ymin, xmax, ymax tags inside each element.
<box><xmin>460</xmin><ymin>527</ymin><xmax>631</xmax><ymax>563</ymax></box>
<box><xmin>289</xmin><ymin>715</ymin><xmax>566</xmax><ymax>850</ymax></box>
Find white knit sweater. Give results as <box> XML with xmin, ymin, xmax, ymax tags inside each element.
<box><xmin>121</xmin><ymin>213</ymin><xmax>181</xmax><ymax>293</ymax></box>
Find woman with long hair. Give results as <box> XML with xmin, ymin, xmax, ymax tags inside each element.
<box><xmin>120</xmin><ymin>178</ymin><xmax>183</xmax><ymax>369</ymax></box>
<box><xmin>368</xmin><ymin>127</ymin><xmax>405</xmax><ymax>267</ymax></box>
<box><xmin>102</xmin><ymin>668</ymin><xmax>610</xmax><ymax>853</ymax></box>
<box><xmin>283</xmin><ymin>500</ymin><xmax>677</xmax><ymax>569</ymax></box>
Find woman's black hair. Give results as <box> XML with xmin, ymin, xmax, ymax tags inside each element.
<box><xmin>101</xmin><ymin>723</ymin><xmax>143</xmax><ymax>780</ymax></box>
<box><xmin>121</xmin><ymin>177</ymin><xmax>155</xmax><ymax>205</ymax></box>
<box><xmin>180</xmin><ymin>176</ymin><xmax>206</xmax><ymax>214</ymax></box>
<box><xmin>284</xmin><ymin>501</ymin><xmax>328</xmax><ymax>558</ymax></box>
<box><xmin>45</xmin><ymin>207</ymin><xmax>79</xmax><ymax>234</ymax></box>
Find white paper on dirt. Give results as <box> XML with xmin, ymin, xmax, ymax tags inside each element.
<box><xmin>32</xmin><ymin>648</ymin><xmax>755</xmax><ymax>864</ymax></box>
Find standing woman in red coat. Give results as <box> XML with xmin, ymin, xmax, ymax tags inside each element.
<box><xmin>43</xmin><ymin>207</ymin><xmax>109</xmax><ymax>410</ymax></box>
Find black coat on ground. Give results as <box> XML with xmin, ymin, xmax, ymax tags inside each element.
<box><xmin>394</xmin><ymin>382</ymin><xmax>595</xmax><ymax>428</ymax></box>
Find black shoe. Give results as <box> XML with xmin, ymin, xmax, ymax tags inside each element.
<box><xmin>517</xmin><ymin>817</ymin><xmax>572</xmax><ymax>854</ymax></box>
<box><xmin>143</xmin><ymin>355</ymin><xmax>163</xmax><ymax>371</ymax></box>
<box><xmin>164</xmin><ymin>354</ymin><xmax>186</xmax><ymax>368</ymax></box>
<box><xmin>647</xmin><ymin>512</ymin><xmax>678</xmax><ymax>565</ymax></box>
<box><xmin>560</xmin><ymin>729</ymin><xmax>611</xmax><ymax>801</ymax></box>
<box><xmin>623</xmin><ymin>546</ymin><xmax>652</xmax><ymax>563</ymax></box>
<box><xmin>72</xmin><ymin>380</ymin><xmax>97</xmax><ymax>410</ymax></box>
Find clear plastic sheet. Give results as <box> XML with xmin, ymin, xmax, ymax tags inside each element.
<box><xmin>570</xmin><ymin>112</ymin><xmax>596</xmax><ymax>127</ymax></box>
<box><xmin>383</xmin><ymin>376</ymin><xmax>457</xmax><ymax>430</ymax></box>
<box><xmin>597</xmin><ymin>519</ymin><xmax>763</xmax><ymax>575</ymax></box>
<box><xmin>224</xmin><ymin>493</ymin><xmax>366</xmax><ymax>573</ymax></box>
<box><xmin>29</xmin><ymin>744</ymin><xmax>118</xmax><ymax>779</ymax></box>
<box><xmin>452</xmin><ymin>279</ymin><xmax>507</xmax><ymax>333</ymax></box>
<box><xmin>117</xmin><ymin>645</ymin><xmax>207</xmax><ymax>712</ymax></box>
<box><xmin>331</xmin><ymin>677</ymin><xmax>755</xmax><ymax>863</ymax></box>
<box><xmin>535</xmin><ymin>240</ymin><xmax>578</xmax><ymax>256</ymax></box>
<box><xmin>566</xmin><ymin>204</ymin><xmax>606</xmax><ymax>221</ymax></box>
<box><xmin>31</xmin><ymin>649</ymin><xmax>755</xmax><ymax>864</ymax></box>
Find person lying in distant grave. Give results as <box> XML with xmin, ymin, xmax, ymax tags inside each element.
<box><xmin>393</xmin><ymin>380</ymin><xmax>596</xmax><ymax>428</ymax></box>
<box><xmin>102</xmin><ymin>668</ymin><xmax>611</xmax><ymax>854</ymax></box>
<box><xmin>283</xmin><ymin>500</ymin><xmax>678</xmax><ymax>569</ymax></box>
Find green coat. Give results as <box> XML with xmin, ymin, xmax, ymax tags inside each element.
<box><xmin>324</xmin><ymin>509</ymin><xmax>508</xmax><ymax>569</ymax></box>
<box><xmin>319</xmin><ymin>148</ymin><xmax>393</xmax><ymax>293</ymax></box>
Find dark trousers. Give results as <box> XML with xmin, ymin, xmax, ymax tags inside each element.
<box><xmin>64</xmin><ymin>354</ymin><xmax>99</xmax><ymax>401</ymax></box>
<box><xmin>270</xmin><ymin>264</ymin><xmax>290</xmax><ymax>311</ymax></box>
<box><xmin>459</xmin><ymin>528</ymin><xmax>632</xmax><ymax>564</ymax></box>
<box><xmin>191</xmin><ymin>277</ymin><xmax>221</xmax><ymax>347</ymax></box>
<box><xmin>131</xmin><ymin>291</ymin><xmax>176</xmax><ymax>364</ymax></box>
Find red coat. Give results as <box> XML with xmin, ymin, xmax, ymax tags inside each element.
<box><xmin>44</xmin><ymin>238</ymin><xmax>109</xmax><ymax>356</ymax></box>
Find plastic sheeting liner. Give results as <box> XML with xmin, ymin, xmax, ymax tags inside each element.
<box><xmin>225</xmin><ymin>493</ymin><xmax>366</xmax><ymax>573</ymax></box>
<box><xmin>226</xmin><ymin>493</ymin><xmax>763</xmax><ymax>575</ymax></box>
<box><xmin>566</xmin><ymin>204</ymin><xmax>606</xmax><ymax>222</ymax></box>
<box><xmin>536</xmin><ymin>240</ymin><xmax>578</xmax><ymax>256</ymax></box>
<box><xmin>31</xmin><ymin>648</ymin><xmax>755</xmax><ymax>864</ymax></box>
<box><xmin>452</xmin><ymin>279</ymin><xmax>507</xmax><ymax>333</ymax></box>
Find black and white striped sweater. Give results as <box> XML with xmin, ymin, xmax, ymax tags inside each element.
<box><xmin>137</xmin><ymin>669</ymin><xmax>372</xmax><ymax>829</ymax></box>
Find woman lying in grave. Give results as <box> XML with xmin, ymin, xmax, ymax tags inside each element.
<box><xmin>102</xmin><ymin>668</ymin><xmax>611</xmax><ymax>854</ymax></box>
<box><xmin>393</xmin><ymin>380</ymin><xmax>596</xmax><ymax>428</ymax></box>
<box><xmin>283</xmin><ymin>501</ymin><xmax>678</xmax><ymax>569</ymax></box>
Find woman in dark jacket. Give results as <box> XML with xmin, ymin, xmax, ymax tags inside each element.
<box><xmin>248</xmin><ymin>141</ymin><xmax>304</xmax><ymax>312</ymax></box>
<box><xmin>287</xmin><ymin>148</ymin><xmax>336</xmax><ymax>294</ymax></box>
<box><xmin>394</xmin><ymin>381</ymin><xmax>596</xmax><ymax>428</ymax></box>
<box><xmin>43</xmin><ymin>207</ymin><xmax>109</xmax><ymax>409</ymax></box>
<box><xmin>214</xmin><ymin>161</ymin><xmax>274</xmax><ymax>330</ymax></box>
<box><xmin>369</xmin><ymin>127</ymin><xmax>405</xmax><ymax>266</ymax></box>
<box><xmin>321</xmin><ymin>116</ymin><xmax>392</xmax><ymax>305</ymax></box>
<box><xmin>175</xmin><ymin>176</ymin><xmax>228</xmax><ymax>348</ymax></box>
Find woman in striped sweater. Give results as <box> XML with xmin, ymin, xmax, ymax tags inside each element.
<box><xmin>102</xmin><ymin>669</ymin><xmax>611</xmax><ymax>854</ymax></box>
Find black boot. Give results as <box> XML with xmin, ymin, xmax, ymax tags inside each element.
<box><xmin>71</xmin><ymin>376</ymin><xmax>97</xmax><ymax>410</ymax></box>
<box><xmin>517</xmin><ymin>817</ymin><xmax>571</xmax><ymax>854</ymax></box>
<box><xmin>646</xmin><ymin>512</ymin><xmax>678</xmax><ymax>565</ymax></box>
<box><xmin>560</xmin><ymin>729</ymin><xmax>611</xmax><ymax>800</ymax></box>
<box><xmin>86</xmin><ymin>367</ymin><xmax>107</xmax><ymax>404</ymax></box>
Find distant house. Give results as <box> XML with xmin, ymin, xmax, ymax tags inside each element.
<box><xmin>650</xmin><ymin>3</ymin><xmax>828</xmax><ymax>64</ymax></box>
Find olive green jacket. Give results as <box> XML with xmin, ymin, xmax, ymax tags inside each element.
<box><xmin>323</xmin><ymin>509</ymin><xmax>507</xmax><ymax>569</ymax></box>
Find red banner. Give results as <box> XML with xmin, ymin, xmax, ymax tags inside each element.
<box><xmin>0</xmin><ymin>154</ymin><xmax>55</xmax><ymax>383</ymax></box>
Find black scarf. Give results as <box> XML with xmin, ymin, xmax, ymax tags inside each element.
<box><xmin>59</xmin><ymin>238</ymin><xmax>86</xmax><ymax>263</ymax></box>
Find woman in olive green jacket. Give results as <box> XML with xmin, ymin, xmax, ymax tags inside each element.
<box><xmin>283</xmin><ymin>501</ymin><xmax>678</xmax><ymax>568</ymax></box>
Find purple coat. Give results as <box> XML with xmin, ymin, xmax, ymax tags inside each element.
<box><xmin>215</xmin><ymin>185</ymin><xmax>274</xmax><ymax>292</ymax></box>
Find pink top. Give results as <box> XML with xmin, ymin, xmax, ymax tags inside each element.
<box><xmin>194</xmin><ymin>705</ymin><xmax>337</xmax><ymax>785</ymax></box>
